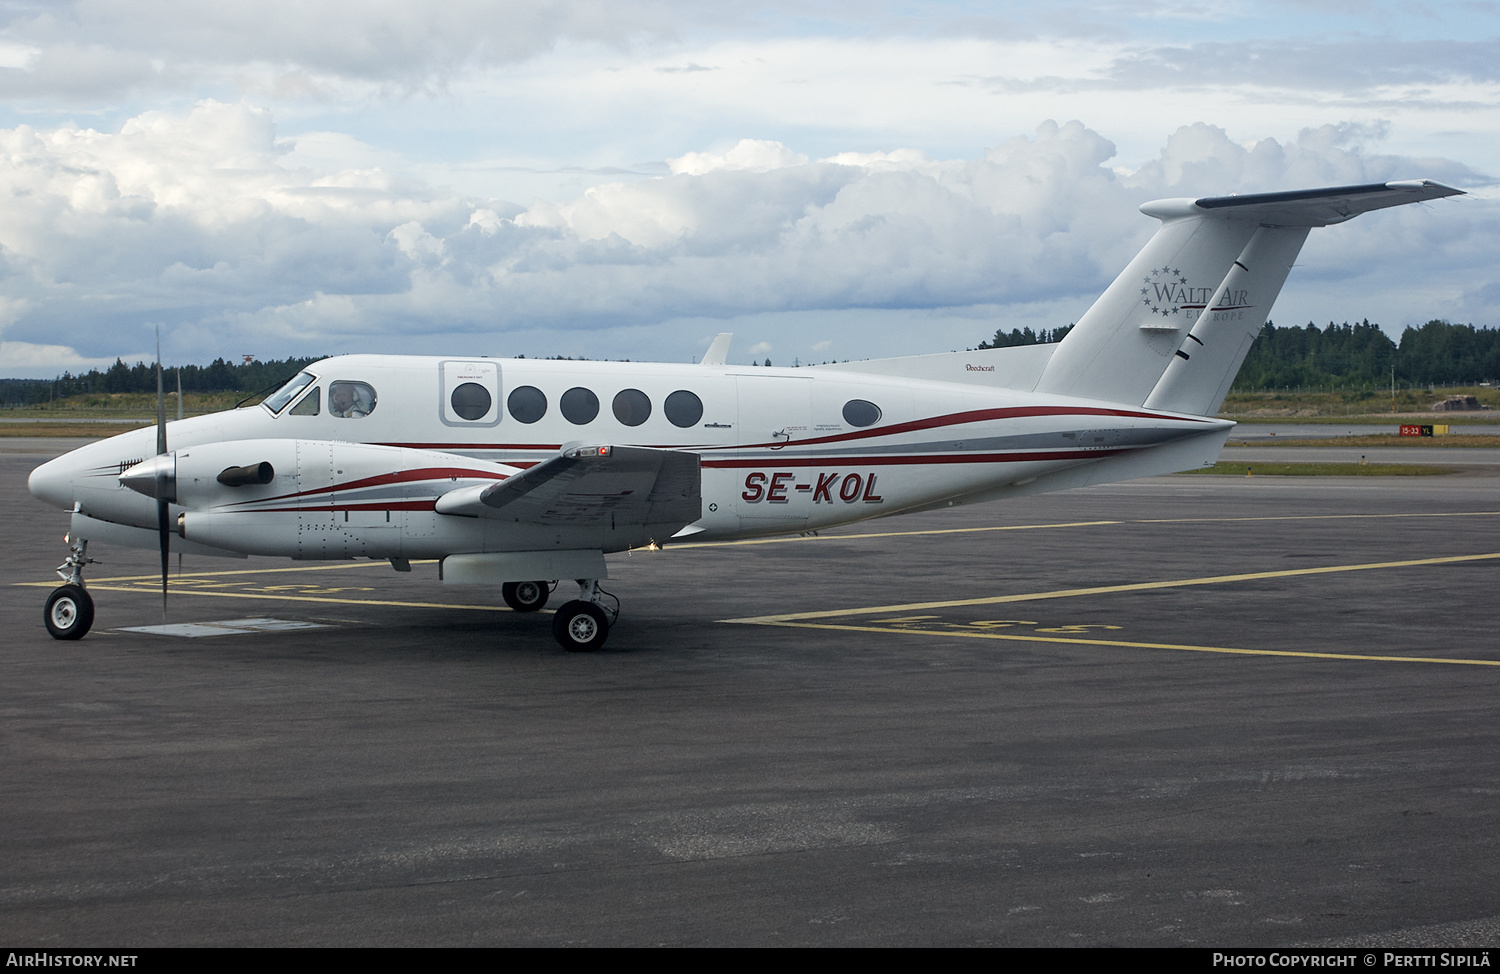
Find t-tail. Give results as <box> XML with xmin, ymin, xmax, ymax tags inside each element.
<box><xmin>1035</xmin><ymin>180</ymin><xmax>1464</xmax><ymax>414</ymax></box>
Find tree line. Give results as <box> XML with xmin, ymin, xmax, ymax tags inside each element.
<box><xmin>4</xmin><ymin>318</ymin><xmax>1497</xmax><ymax>407</ymax></box>
<box><xmin>1236</xmin><ymin>319</ymin><xmax>1499</xmax><ymax>389</ymax></box>
<box><xmin>1</xmin><ymin>356</ymin><xmax>323</xmax><ymax>406</ymax></box>
<box><xmin>976</xmin><ymin>319</ymin><xmax>1499</xmax><ymax>389</ymax></box>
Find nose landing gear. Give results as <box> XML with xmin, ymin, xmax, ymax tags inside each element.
<box><xmin>45</xmin><ymin>538</ymin><xmax>96</xmax><ymax>640</ymax></box>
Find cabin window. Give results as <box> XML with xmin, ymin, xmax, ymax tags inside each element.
<box><xmin>612</xmin><ymin>389</ymin><xmax>651</xmax><ymax>427</ymax></box>
<box><xmin>289</xmin><ymin>387</ymin><xmax>320</xmax><ymax>416</ymax></box>
<box><xmin>507</xmin><ymin>386</ymin><xmax>547</xmax><ymax>424</ymax></box>
<box><xmin>330</xmin><ymin>381</ymin><xmax>376</xmax><ymax>418</ymax></box>
<box><xmin>450</xmin><ymin>382</ymin><xmax>492</xmax><ymax>421</ymax></box>
<box><xmin>664</xmin><ymin>390</ymin><xmax>703</xmax><ymax>428</ymax></box>
<box><xmin>842</xmin><ymin>399</ymin><xmax>882</xmax><ymax>427</ymax></box>
<box><xmin>560</xmin><ymin>387</ymin><xmax>599</xmax><ymax>425</ymax></box>
<box><xmin>263</xmin><ymin>371</ymin><xmax>316</xmax><ymax>414</ymax></box>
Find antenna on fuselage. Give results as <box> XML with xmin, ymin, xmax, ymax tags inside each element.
<box><xmin>700</xmin><ymin>333</ymin><xmax>733</xmax><ymax>366</ymax></box>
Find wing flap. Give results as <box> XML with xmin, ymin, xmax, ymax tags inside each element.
<box><xmin>435</xmin><ymin>445</ymin><xmax>702</xmax><ymax>532</ymax></box>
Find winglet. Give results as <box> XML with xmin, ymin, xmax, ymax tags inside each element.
<box><xmin>701</xmin><ymin>333</ymin><xmax>733</xmax><ymax>365</ymax></box>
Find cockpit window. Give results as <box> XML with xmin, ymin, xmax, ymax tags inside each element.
<box><xmin>263</xmin><ymin>371</ymin><xmax>316</xmax><ymax>415</ymax></box>
<box><xmin>330</xmin><ymin>381</ymin><xmax>376</xmax><ymax>418</ymax></box>
<box><xmin>289</xmin><ymin>387</ymin><xmax>320</xmax><ymax>416</ymax></box>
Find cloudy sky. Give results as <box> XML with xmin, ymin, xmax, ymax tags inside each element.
<box><xmin>0</xmin><ymin>0</ymin><xmax>1495</xmax><ymax>376</ymax></box>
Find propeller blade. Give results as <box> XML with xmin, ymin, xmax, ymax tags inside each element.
<box><xmin>156</xmin><ymin>328</ymin><xmax>167</xmax><ymax>456</ymax></box>
<box><xmin>158</xmin><ymin>497</ymin><xmax>169</xmax><ymax>616</ymax></box>
<box><xmin>156</xmin><ymin>327</ymin><xmax>168</xmax><ymax>616</ymax></box>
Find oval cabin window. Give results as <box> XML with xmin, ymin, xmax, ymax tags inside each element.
<box><xmin>612</xmin><ymin>389</ymin><xmax>652</xmax><ymax>427</ymax></box>
<box><xmin>450</xmin><ymin>382</ymin><xmax>492</xmax><ymax>421</ymax></box>
<box><xmin>664</xmin><ymin>390</ymin><xmax>704</xmax><ymax>428</ymax></box>
<box><xmin>842</xmin><ymin>399</ymin><xmax>882</xmax><ymax>427</ymax></box>
<box><xmin>560</xmin><ymin>387</ymin><xmax>600</xmax><ymax>425</ymax></box>
<box><xmin>507</xmin><ymin>386</ymin><xmax>547</xmax><ymax>424</ymax></box>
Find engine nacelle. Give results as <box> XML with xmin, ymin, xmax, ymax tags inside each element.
<box><xmin>148</xmin><ymin>439</ymin><xmax>515</xmax><ymax>559</ymax></box>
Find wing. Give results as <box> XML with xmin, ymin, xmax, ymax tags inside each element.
<box><xmin>434</xmin><ymin>445</ymin><xmax>701</xmax><ymax>540</ymax></box>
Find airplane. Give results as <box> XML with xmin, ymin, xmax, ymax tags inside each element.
<box><xmin>27</xmin><ymin>179</ymin><xmax>1464</xmax><ymax>651</ymax></box>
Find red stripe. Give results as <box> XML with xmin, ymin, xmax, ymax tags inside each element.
<box><xmin>378</xmin><ymin>442</ymin><xmax>562</xmax><ymax>451</ymax></box>
<box><xmin>235</xmin><ymin>501</ymin><xmax>439</xmax><ymax>514</ymax></box>
<box><xmin>702</xmin><ymin>448</ymin><xmax>1127</xmax><ymax>468</ymax></box>
<box><xmin>253</xmin><ymin>466</ymin><xmax>507</xmax><ymax>504</ymax></box>
<box><xmin>373</xmin><ymin>407</ymin><xmax>1207</xmax><ymax>456</ymax></box>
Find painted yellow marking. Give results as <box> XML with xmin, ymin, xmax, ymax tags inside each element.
<box><xmin>746</xmin><ymin>620</ymin><xmax>1500</xmax><ymax>667</ymax></box>
<box><xmin>81</xmin><ymin>584</ymin><xmax>512</xmax><ymax>612</ymax></box>
<box><xmin>16</xmin><ymin>559</ymin><xmax>438</xmax><ymax>587</ymax></box>
<box><xmin>722</xmin><ymin>551</ymin><xmax>1500</xmax><ymax>624</ymax></box>
<box><xmin>17</xmin><ymin>511</ymin><xmax>1500</xmax><ymax>587</ymax></box>
<box><xmin>679</xmin><ymin>520</ymin><xmax>1121</xmax><ymax>548</ymax></box>
<box><xmin>673</xmin><ymin>510</ymin><xmax>1500</xmax><ymax>551</ymax></box>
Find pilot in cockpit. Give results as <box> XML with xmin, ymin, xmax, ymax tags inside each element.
<box><xmin>329</xmin><ymin>381</ymin><xmax>375</xmax><ymax>418</ymax></box>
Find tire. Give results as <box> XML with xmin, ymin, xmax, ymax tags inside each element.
<box><xmin>44</xmin><ymin>585</ymin><xmax>94</xmax><ymax>640</ymax></box>
<box><xmin>502</xmin><ymin>580</ymin><xmax>550</xmax><ymax>613</ymax></box>
<box><xmin>551</xmin><ymin>600</ymin><xmax>609</xmax><ymax>652</ymax></box>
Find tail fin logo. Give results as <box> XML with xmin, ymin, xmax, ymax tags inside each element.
<box><xmin>1141</xmin><ymin>267</ymin><xmax>1190</xmax><ymax>318</ymax></box>
<box><xmin>1141</xmin><ymin>267</ymin><xmax>1251</xmax><ymax>317</ymax></box>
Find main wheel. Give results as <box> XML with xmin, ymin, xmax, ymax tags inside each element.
<box><xmin>502</xmin><ymin>580</ymin><xmax>550</xmax><ymax>613</ymax></box>
<box><xmin>551</xmin><ymin>600</ymin><xmax>609</xmax><ymax>652</ymax></box>
<box><xmin>44</xmin><ymin>584</ymin><xmax>94</xmax><ymax>640</ymax></box>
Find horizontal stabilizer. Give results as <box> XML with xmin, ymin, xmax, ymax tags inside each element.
<box><xmin>1189</xmin><ymin>180</ymin><xmax>1463</xmax><ymax>227</ymax></box>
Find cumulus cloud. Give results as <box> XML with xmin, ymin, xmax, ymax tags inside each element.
<box><xmin>0</xmin><ymin>0</ymin><xmax>697</xmax><ymax>100</ymax></box>
<box><xmin>0</xmin><ymin>105</ymin><xmax>1492</xmax><ymax>375</ymax></box>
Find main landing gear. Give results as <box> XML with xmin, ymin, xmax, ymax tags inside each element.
<box><xmin>549</xmin><ymin>578</ymin><xmax>618</xmax><ymax>653</ymax></box>
<box><xmin>503</xmin><ymin>577</ymin><xmax>618</xmax><ymax>651</ymax></box>
<box><xmin>44</xmin><ymin>538</ymin><xmax>96</xmax><ymax>640</ymax></box>
<box><xmin>501</xmin><ymin>580</ymin><xmax>551</xmax><ymax>613</ymax></box>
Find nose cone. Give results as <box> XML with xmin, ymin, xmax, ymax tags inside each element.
<box><xmin>119</xmin><ymin>453</ymin><xmax>176</xmax><ymax>501</ymax></box>
<box><xmin>28</xmin><ymin>454</ymin><xmax>77</xmax><ymax>510</ymax></box>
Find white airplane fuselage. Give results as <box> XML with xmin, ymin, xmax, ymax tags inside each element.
<box><xmin>28</xmin><ymin>353</ymin><xmax>1232</xmax><ymax>560</ymax></box>
<box><xmin>27</xmin><ymin>179</ymin><xmax>1464</xmax><ymax>647</ymax></box>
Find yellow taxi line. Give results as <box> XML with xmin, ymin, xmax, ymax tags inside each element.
<box><xmin>82</xmin><ymin>584</ymin><xmax>511</xmax><ymax>612</ymax></box>
<box><xmin>747</xmin><ymin>621</ymin><xmax>1500</xmax><ymax>666</ymax></box>
<box><xmin>722</xmin><ymin>551</ymin><xmax>1500</xmax><ymax>623</ymax></box>
<box><xmin>674</xmin><ymin>510</ymin><xmax>1500</xmax><ymax>550</ymax></box>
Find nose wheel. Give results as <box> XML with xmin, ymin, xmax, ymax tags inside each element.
<box><xmin>44</xmin><ymin>537</ymin><xmax>96</xmax><ymax>640</ymax></box>
<box><xmin>45</xmin><ymin>584</ymin><xmax>94</xmax><ymax>640</ymax></box>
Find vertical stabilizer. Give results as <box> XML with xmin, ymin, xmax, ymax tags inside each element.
<box><xmin>1143</xmin><ymin>226</ymin><xmax>1308</xmax><ymax>416</ymax></box>
<box><xmin>1034</xmin><ymin>180</ymin><xmax>1463</xmax><ymax>411</ymax></box>
<box><xmin>1035</xmin><ymin>205</ymin><xmax>1257</xmax><ymax>406</ymax></box>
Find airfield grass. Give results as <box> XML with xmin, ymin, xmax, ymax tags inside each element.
<box><xmin>2</xmin><ymin>386</ymin><xmax>1498</xmax><ymax>441</ymax></box>
<box><xmin>1220</xmin><ymin>385</ymin><xmax>1499</xmax><ymax>421</ymax></box>
<box><xmin>2</xmin><ymin>391</ymin><xmax>254</xmax><ymax>421</ymax></box>
<box><xmin>1182</xmin><ymin>461</ymin><xmax>1459</xmax><ymax>477</ymax></box>
<box><xmin>0</xmin><ymin>421</ymin><xmax>154</xmax><ymax>437</ymax></box>
<box><xmin>1225</xmin><ymin>434</ymin><xmax>1500</xmax><ymax>448</ymax></box>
